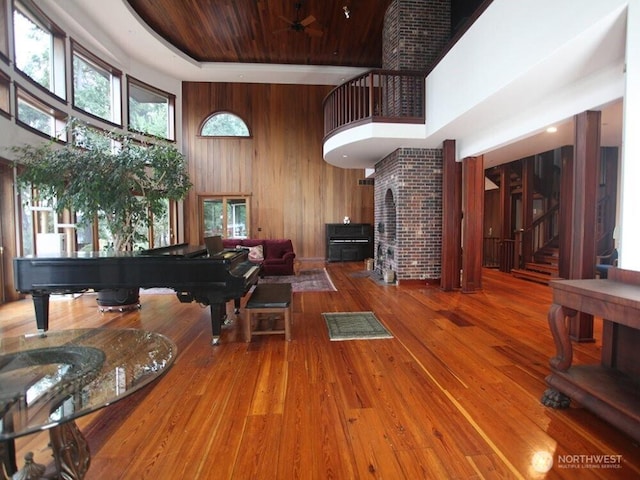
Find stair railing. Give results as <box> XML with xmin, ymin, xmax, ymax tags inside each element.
<box><xmin>512</xmin><ymin>204</ymin><xmax>560</xmax><ymax>269</ymax></box>
<box><xmin>323</xmin><ymin>70</ymin><xmax>426</xmax><ymax>140</ymax></box>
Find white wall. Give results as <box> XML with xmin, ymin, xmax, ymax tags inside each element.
<box><xmin>425</xmin><ymin>0</ymin><xmax>628</xmax><ymax>160</ymax></box>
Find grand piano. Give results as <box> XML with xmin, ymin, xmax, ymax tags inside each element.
<box><xmin>13</xmin><ymin>243</ymin><xmax>260</xmax><ymax>345</ymax></box>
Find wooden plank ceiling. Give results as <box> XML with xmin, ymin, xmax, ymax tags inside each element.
<box><xmin>125</xmin><ymin>0</ymin><xmax>393</xmax><ymax>68</ymax></box>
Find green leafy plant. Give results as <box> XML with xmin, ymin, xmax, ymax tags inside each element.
<box><xmin>13</xmin><ymin>120</ymin><xmax>191</xmax><ymax>251</ymax></box>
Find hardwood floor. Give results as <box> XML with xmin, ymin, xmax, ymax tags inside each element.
<box><xmin>2</xmin><ymin>264</ymin><xmax>639</xmax><ymax>479</ymax></box>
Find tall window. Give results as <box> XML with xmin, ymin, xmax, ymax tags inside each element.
<box><xmin>72</xmin><ymin>41</ymin><xmax>122</xmax><ymax>124</ymax></box>
<box><xmin>128</xmin><ymin>76</ymin><xmax>175</xmax><ymax>140</ymax></box>
<box><xmin>13</xmin><ymin>1</ymin><xmax>66</xmax><ymax>99</ymax></box>
<box><xmin>200</xmin><ymin>112</ymin><xmax>250</xmax><ymax>137</ymax></box>
<box><xmin>201</xmin><ymin>196</ymin><xmax>250</xmax><ymax>240</ymax></box>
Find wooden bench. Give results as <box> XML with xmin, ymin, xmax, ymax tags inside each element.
<box><xmin>244</xmin><ymin>283</ymin><xmax>292</xmax><ymax>342</ymax></box>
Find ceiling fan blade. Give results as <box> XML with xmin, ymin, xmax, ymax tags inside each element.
<box><xmin>300</xmin><ymin>14</ymin><xmax>316</xmax><ymax>27</ymax></box>
<box><xmin>305</xmin><ymin>26</ymin><xmax>323</xmax><ymax>37</ymax></box>
<box><xmin>278</xmin><ymin>15</ymin><xmax>295</xmax><ymax>26</ymax></box>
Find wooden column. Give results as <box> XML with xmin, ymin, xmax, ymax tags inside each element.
<box><xmin>569</xmin><ymin>110</ymin><xmax>601</xmax><ymax>342</ymax></box>
<box><xmin>461</xmin><ymin>155</ymin><xmax>483</xmax><ymax>293</ymax></box>
<box><xmin>558</xmin><ymin>146</ymin><xmax>573</xmax><ymax>280</ymax></box>
<box><xmin>499</xmin><ymin>165</ymin><xmax>512</xmax><ymax>240</ymax></box>
<box><xmin>440</xmin><ymin>139</ymin><xmax>462</xmax><ymax>291</ymax></box>
<box><xmin>521</xmin><ymin>156</ymin><xmax>534</xmax><ymax>265</ymax></box>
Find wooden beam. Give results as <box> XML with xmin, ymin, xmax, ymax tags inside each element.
<box><xmin>569</xmin><ymin>110</ymin><xmax>601</xmax><ymax>342</ymax></box>
<box><xmin>558</xmin><ymin>146</ymin><xmax>573</xmax><ymax>280</ymax></box>
<box><xmin>441</xmin><ymin>140</ymin><xmax>462</xmax><ymax>291</ymax></box>
<box><xmin>521</xmin><ymin>156</ymin><xmax>534</xmax><ymax>265</ymax></box>
<box><xmin>499</xmin><ymin>164</ymin><xmax>511</xmax><ymax>240</ymax></box>
<box><xmin>462</xmin><ymin>155</ymin><xmax>483</xmax><ymax>293</ymax></box>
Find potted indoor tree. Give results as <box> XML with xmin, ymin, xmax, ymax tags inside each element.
<box><xmin>12</xmin><ymin>119</ymin><xmax>192</xmax><ymax>308</ymax></box>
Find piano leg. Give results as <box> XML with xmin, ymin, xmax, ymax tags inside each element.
<box><xmin>32</xmin><ymin>293</ymin><xmax>51</xmax><ymax>332</ymax></box>
<box><xmin>209</xmin><ymin>303</ymin><xmax>226</xmax><ymax>345</ymax></box>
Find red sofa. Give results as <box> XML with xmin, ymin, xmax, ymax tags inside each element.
<box><xmin>222</xmin><ymin>238</ymin><xmax>296</xmax><ymax>276</ymax></box>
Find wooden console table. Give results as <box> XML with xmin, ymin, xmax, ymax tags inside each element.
<box><xmin>542</xmin><ymin>267</ymin><xmax>640</xmax><ymax>442</ymax></box>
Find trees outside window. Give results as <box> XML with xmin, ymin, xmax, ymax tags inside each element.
<box><xmin>201</xmin><ymin>112</ymin><xmax>250</xmax><ymax>137</ymax></box>
<box><xmin>16</xmin><ymin>87</ymin><xmax>67</xmax><ymax>138</ymax></box>
<box><xmin>72</xmin><ymin>42</ymin><xmax>122</xmax><ymax>124</ymax></box>
<box><xmin>202</xmin><ymin>196</ymin><xmax>249</xmax><ymax>240</ymax></box>
<box><xmin>13</xmin><ymin>2</ymin><xmax>65</xmax><ymax>99</ymax></box>
<box><xmin>128</xmin><ymin>77</ymin><xmax>175</xmax><ymax>140</ymax></box>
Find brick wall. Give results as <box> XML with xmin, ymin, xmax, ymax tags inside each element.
<box><xmin>383</xmin><ymin>0</ymin><xmax>452</xmax><ymax>71</ymax></box>
<box><xmin>374</xmin><ymin>148</ymin><xmax>443</xmax><ymax>280</ymax></box>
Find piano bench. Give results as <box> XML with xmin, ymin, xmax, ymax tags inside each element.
<box><xmin>244</xmin><ymin>283</ymin><xmax>292</xmax><ymax>342</ymax></box>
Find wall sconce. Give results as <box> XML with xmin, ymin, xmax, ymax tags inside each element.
<box><xmin>343</xmin><ymin>6</ymin><xmax>350</xmax><ymax>18</ymax></box>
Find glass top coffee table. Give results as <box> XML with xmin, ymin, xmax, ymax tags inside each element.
<box><xmin>0</xmin><ymin>328</ymin><xmax>176</xmax><ymax>479</ymax></box>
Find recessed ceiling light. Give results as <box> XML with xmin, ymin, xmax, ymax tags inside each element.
<box><xmin>342</xmin><ymin>154</ymin><xmax>349</xmax><ymax>158</ymax></box>
<box><xmin>546</xmin><ymin>126</ymin><xmax>558</xmax><ymax>133</ymax></box>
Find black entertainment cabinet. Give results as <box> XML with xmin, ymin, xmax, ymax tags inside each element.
<box><xmin>326</xmin><ymin>223</ymin><xmax>374</xmax><ymax>262</ymax></box>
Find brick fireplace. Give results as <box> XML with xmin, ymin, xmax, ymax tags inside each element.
<box><xmin>374</xmin><ymin>0</ymin><xmax>450</xmax><ymax>282</ymax></box>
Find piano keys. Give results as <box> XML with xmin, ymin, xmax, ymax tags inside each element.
<box><xmin>13</xmin><ymin>243</ymin><xmax>260</xmax><ymax>345</ymax></box>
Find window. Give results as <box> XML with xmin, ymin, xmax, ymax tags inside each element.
<box><xmin>0</xmin><ymin>0</ymin><xmax>8</xmax><ymax>61</ymax></box>
<box><xmin>200</xmin><ymin>112</ymin><xmax>250</xmax><ymax>137</ymax></box>
<box><xmin>72</xmin><ymin>41</ymin><xmax>122</xmax><ymax>124</ymax></box>
<box><xmin>127</xmin><ymin>76</ymin><xmax>175</xmax><ymax>140</ymax></box>
<box><xmin>0</xmin><ymin>70</ymin><xmax>9</xmax><ymax>117</ymax></box>
<box><xmin>16</xmin><ymin>86</ymin><xmax>67</xmax><ymax>138</ymax></box>
<box><xmin>201</xmin><ymin>195</ymin><xmax>250</xmax><ymax>240</ymax></box>
<box><xmin>13</xmin><ymin>1</ymin><xmax>66</xmax><ymax>99</ymax></box>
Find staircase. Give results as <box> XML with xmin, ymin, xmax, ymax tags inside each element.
<box><xmin>511</xmin><ymin>246</ymin><xmax>560</xmax><ymax>285</ymax></box>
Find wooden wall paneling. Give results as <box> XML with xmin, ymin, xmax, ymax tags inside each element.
<box><xmin>461</xmin><ymin>155</ymin><xmax>484</xmax><ymax>293</ymax></box>
<box><xmin>181</xmin><ymin>82</ymin><xmax>374</xmax><ymax>259</ymax></box>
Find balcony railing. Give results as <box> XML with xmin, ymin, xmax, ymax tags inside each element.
<box><xmin>323</xmin><ymin>70</ymin><xmax>426</xmax><ymax>140</ymax></box>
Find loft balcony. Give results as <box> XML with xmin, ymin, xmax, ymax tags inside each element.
<box><xmin>322</xmin><ymin>70</ymin><xmax>428</xmax><ymax>169</ymax></box>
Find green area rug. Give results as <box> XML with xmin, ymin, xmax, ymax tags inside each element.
<box><xmin>322</xmin><ymin>312</ymin><xmax>393</xmax><ymax>341</ymax></box>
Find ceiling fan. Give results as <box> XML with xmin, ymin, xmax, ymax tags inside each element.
<box><xmin>275</xmin><ymin>2</ymin><xmax>323</xmax><ymax>37</ymax></box>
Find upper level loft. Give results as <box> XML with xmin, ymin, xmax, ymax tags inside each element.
<box><xmin>322</xmin><ymin>70</ymin><xmax>428</xmax><ymax>169</ymax></box>
<box><xmin>321</xmin><ymin>0</ymin><xmax>628</xmax><ymax>172</ymax></box>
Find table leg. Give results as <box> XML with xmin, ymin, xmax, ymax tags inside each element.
<box><xmin>548</xmin><ymin>303</ymin><xmax>575</xmax><ymax>371</ymax></box>
<box><xmin>49</xmin><ymin>420</ymin><xmax>91</xmax><ymax>479</ymax></box>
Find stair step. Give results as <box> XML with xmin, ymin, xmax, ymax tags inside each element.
<box><xmin>524</xmin><ymin>262</ymin><xmax>559</xmax><ymax>274</ymax></box>
<box><xmin>511</xmin><ymin>268</ymin><xmax>554</xmax><ymax>285</ymax></box>
<box><xmin>534</xmin><ymin>255</ymin><xmax>559</xmax><ymax>265</ymax></box>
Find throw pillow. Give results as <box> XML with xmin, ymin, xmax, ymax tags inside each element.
<box><xmin>247</xmin><ymin>244</ymin><xmax>264</xmax><ymax>261</ymax></box>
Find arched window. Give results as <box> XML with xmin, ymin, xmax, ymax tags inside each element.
<box><xmin>200</xmin><ymin>112</ymin><xmax>250</xmax><ymax>137</ymax></box>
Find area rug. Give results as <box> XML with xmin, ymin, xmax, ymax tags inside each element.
<box><xmin>262</xmin><ymin>268</ymin><xmax>337</xmax><ymax>293</ymax></box>
<box><xmin>322</xmin><ymin>312</ymin><xmax>393</xmax><ymax>341</ymax></box>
